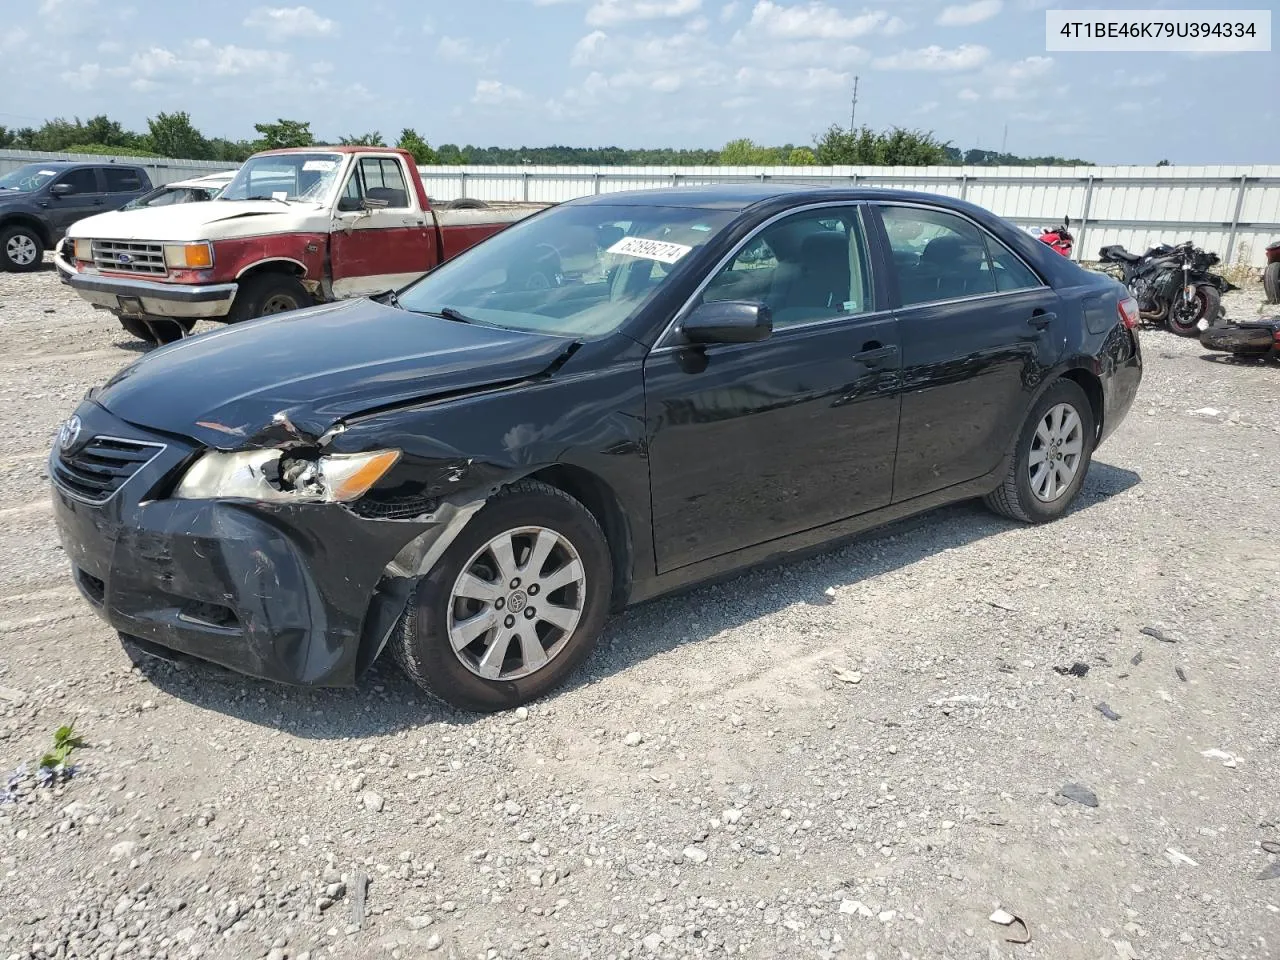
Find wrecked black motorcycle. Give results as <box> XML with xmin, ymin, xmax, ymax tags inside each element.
<box><xmin>1200</xmin><ymin>315</ymin><xmax>1280</xmax><ymax>362</ymax></box>
<box><xmin>1098</xmin><ymin>240</ymin><xmax>1236</xmax><ymax>337</ymax></box>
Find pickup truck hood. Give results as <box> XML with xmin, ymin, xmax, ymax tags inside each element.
<box><xmin>66</xmin><ymin>200</ymin><xmax>328</xmax><ymax>243</ymax></box>
<box><xmin>93</xmin><ymin>299</ymin><xmax>577</xmax><ymax>450</ymax></box>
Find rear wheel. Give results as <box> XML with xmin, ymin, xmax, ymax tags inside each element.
<box><xmin>0</xmin><ymin>225</ymin><xmax>44</xmax><ymax>272</ymax></box>
<box><xmin>984</xmin><ymin>379</ymin><xmax>1096</xmax><ymax>524</ymax></box>
<box><xmin>1264</xmin><ymin>262</ymin><xmax>1280</xmax><ymax>305</ymax></box>
<box><xmin>391</xmin><ymin>480</ymin><xmax>612</xmax><ymax>712</ymax></box>
<box><xmin>229</xmin><ymin>273</ymin><xmax>311</xmax><ymax>324</ymax></box>
<box><xmin>1167</xmin><ymin>285</ymin><xmax>1220</xmax><ymax>337</ymax></box>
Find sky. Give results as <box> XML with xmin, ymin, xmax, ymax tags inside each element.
<box><xmin>1</xmin><ymin>0</ymin><xmax>1274</xmax><ymax>164</ymax></box>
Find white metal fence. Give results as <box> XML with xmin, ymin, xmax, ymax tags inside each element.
<box><xmin>5</xmin><ymin>150</ymin><xmax>1276</xmax><ymax>267</ymax></box>
<box><xmin>419</xmin><ymin>164</ymin><xmax>1280</xmax><ymax>268</ymax></box>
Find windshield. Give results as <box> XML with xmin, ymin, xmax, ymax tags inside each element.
<box><xmin>0</xmin><ymin>163</ymin><xmax>61</xmax><ymax>193</ymax></box>
<box><xmin>217</xmin><ymin>152</ymin><xmax>343</xmax><ymax>202</ymax></box>
<box><xmin>397</xmin><ymin>203</ymin><xmax>735</xmax><ymax>338</ymax></box>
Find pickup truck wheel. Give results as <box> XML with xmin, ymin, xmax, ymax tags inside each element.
<box><xmin>392</xmin><ymin>480</ymin><xmax>613</xmax><ymax>712</ymax></box>
<box><xmin>229</xmin><ymin>273</ymin><xmax>311</xmax><ymax>323</ymax></box>
<box><xmin>0</xmin><ymin>225</ymin><xmax>44</xmax><ymax>273</ymax></box>
<box><xmin>1265</xmin><ymin>262</ymin><xmax>1280</xmax><ymax>304</ymax></box>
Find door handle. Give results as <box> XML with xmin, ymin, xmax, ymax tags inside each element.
<box><xmin>853</xmin><ymin>343</ymin><xmax>898</xmax><ymax>368</ymax></box>
<box><xmin>1028</xmin><ymin>310</ymin><xmax>1056</xmax><ymax>329</ymax></box>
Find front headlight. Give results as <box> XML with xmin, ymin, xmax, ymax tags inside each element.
<box><xmin>163</xmin><ymin>242</ymin><xmax>214</xmax><ymax>269</ymax></box>
<box><xmin>73</xmin><ymin>238</ymin><xmax>92</xmax><ymax>262</ymax></box>
<box><xmin>173</xmin><ymin>448</ymin><xmax>401</xmax><ymax>503</ymax></box>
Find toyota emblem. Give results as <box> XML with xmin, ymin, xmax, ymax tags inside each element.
<box><xmin>58</xmin><ymin>415</ymin><xmax>81</xmax><ymax>452</ymax></box>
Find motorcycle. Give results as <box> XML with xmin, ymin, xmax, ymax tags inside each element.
<box><xmin>1264</xmin><ymin>239</ymin><xmax>1280</xmax><ymax>304</ymax></box>
<box><xmin>1200</xmin><ymin>315</ymin><xmax>1280</xmax><ymax>362</ymax></box>
<box><xmin>1097</xmin><ymin>240</ymin><xmax>1236</xmax><ymax>337</ymax></box>
<box><xmin>1036</xmin><ymin>216</ymin><xmax>1074</xmax><ymax>257</ymax></box>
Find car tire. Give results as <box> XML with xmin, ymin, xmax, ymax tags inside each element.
<box><xmin>1264</xmin><ymin>262</ymin><xmax>1280</xmax><ymax>305</ymax></box>
<box><xmin>983</xmin><ymin>379</ymin><xmax>1096</xmax><ymax>524</ymax></box>
<box><xmin>0</xmin><ymin>224</ymin><xmax>45</xmax><ymax>273</ymax></box>
<box><xmin>1167</xmin><ymin>285</ymin><xmax>1220</xmax><ymax>337</ymax></box>
<box><xmin>445</xmin><ymin>198</ymin><xmax>488</xmax><ymax>210</ymax></box>
<box><xmin>391</xmin><ymin>480</ymin><xmax>613</xmax><ymax>712</ymax></box>
<box><xmin>228</xmin><ymin>273</ymin><xmax>311</xmax><ymax>324</ymax></box>
<box><xmin>146</xmin><ymin>317</ymin><xmax>196</xmax><ymax>345</ymax></box>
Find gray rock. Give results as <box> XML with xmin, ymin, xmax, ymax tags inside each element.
<box><xmin>361</xmin><ymin>792</ymin><xmax>385</xmax><ymax>813</ymax></box>
<box><xmin>1058</xmin><ymin>784</ymin><xmax>1100</xmax><ymax>807</ymax></box>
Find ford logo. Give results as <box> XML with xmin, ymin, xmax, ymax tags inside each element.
<box><xmin>116</xmin><ymin>253</ymin><xmax>134</xmax><ymax>264</ymax></box>
<box><xmin>58</xmin><ymin>415</ymin><xmax>81</xmax><ymax>453</ymax></box>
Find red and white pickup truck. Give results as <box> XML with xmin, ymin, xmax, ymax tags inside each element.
<box><xmin>56</xmin><ymin>146</ymin><xmax>547</xmax><ymax>343</ymax></box>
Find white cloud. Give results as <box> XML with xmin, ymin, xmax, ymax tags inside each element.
<box><xmin>957</xmin><ymin>87</ymin><xmax>981</xmax><ymax>100</ymax></box>
<box><xmin>0</xmin><ymin>27</ymin><xmax>30</xmax><ymax>52</ymax></box>
<box><xmin>984</xmin><ymin>56</ymin><xmax>1056</xmax><ymax>100</ymax></box>
<box><xmin>936</xmin><ymin>0</ymin><xmax>1002</xmax><ymax>26</ymax></box>
<box><xmin>125</xmin><ymin>40</ymin><xmax>289</xmax><ymax>80</ymax></box>
<box><xmin>436</xmin><ymin>36</ymin><xmax>507</xmax><ymax>66</ymax></box>
<box><xmin>571</xmin><ymin>30</ymin><xmax>610</xmax><ymax>65</ymax></box>
<box><xmin>720</xmin><ymin>0</ymin><xmax>738</xmax><ymax>20</ymax></box>
<box><xmin>473</xmin><ymin>79</ymin><xmax>528</xmax><ymax>104</ymax></box>
<box><xmin>243</xmin><ymin>6</ymin><xmax>337</xmax><ymax>39</ymax></box>
<box><xmin>745</xmin><ymin>1</ymin><xmax>885</xmax><ymax>39</ymax></box>
<box><xmin>882</xmin><ymin>15</ymin><xmax>908</xmax><ymax>35</ymax></box>
<box><xmin>586</xmin><ymin>0</ymin><xmax>701</xmax><ymax>27</ymax></box>
<box><xmin>914</xmin><ymin>100</ymin><xmax>939</xmax><ymax>114</ymax></box>
<box><xmin>873</xmin><ymin>44</ymin><xmax>989</xmax><ymax>70</ymax></box>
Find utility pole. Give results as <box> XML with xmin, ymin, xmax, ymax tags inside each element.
<box><xmin>1001</xmin><ymin>123</ymin><xmax>1008</xmax><ymax>154</ymax></box>
<box><xmin>850</xmin><ymin>76</ymin><xmax>859</xmax><ymax>130</ymax></box>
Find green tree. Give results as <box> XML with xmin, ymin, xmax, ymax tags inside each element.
<box><xmin>786</xmin><ymin>146</ymin><xmax>816</xmax><ymax>165</ymax></box>
<box><xmin>338</xmin><ymin>132</ymin><xmax>386</xmax><ymax>146</ymax></box>
<box><xmin>435</xmin><ymin>143</ymin><xmax>466</xmax><ymax>165</ymax></box>
<box><xmin>252</xmin><ymin>119</ymin><xmax>314</xmax><ymax>151</ymax></box>
<box><xmin>396</xmin><ymin>128</ymin><xmax>436</xmax><ymax>164</ymax></box>
<box><xmin>813</xmin><ymin>124</ymin><xmax>951</xmax><ymax>166</ymax></box>
<box><xmin>146</xmin><ymin>111</ymin><xmax>211</xmax><ymax>160</ymax></box>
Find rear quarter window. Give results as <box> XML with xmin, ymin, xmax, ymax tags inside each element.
<box><xmin>104</xmin><ymin>168</ymin><xmax>145</xmax><ymax>193</ymax></box>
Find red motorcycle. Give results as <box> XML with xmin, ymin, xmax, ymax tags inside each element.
<box><xmin>1036</xmin><ymin>216</ymin><xmax>1074</xmax><ymax>258</ymax></box>
<box><xmin>1265</xmin><ymin>239</ymin><xmax>1280</xmax><ymax>304</ymax></box>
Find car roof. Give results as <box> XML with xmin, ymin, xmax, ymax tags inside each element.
<box><xmin>167</xmin><ymin>171</ymin><xmax>237</xmax><ymax>188</ymax></box>
<box><xmin>19</xmin><ymin>159</ymin><xmax>145</xmax><ymax>170</ymax></box>
<box><xmin>566</xmin><ymin>182</ymin><xmax>982</xmax><ymax>214</ymax></box>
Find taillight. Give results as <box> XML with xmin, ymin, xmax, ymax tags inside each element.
<box><xmin>1117</xmin><ymin>297</ymin><xmax>1140</xmax><ymax>330</ymax></box>
<box><xmin>1272</xmin><ymin>328</ymin><xmax>1280</xmax><ymax>344</ymax></box>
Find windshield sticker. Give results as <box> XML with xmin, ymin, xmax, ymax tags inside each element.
<box><xmin>272</xmin><ymin>191</ymin><xmax>289</xmax><ymax>201</ymax></box>
<box><xmin>302</xmin><ymin>159</ymin><xmax>338</xmax><ymax>172</ymax></box>
<box><xmin>607</xmin><ymin>236</ymin><xmax>693</xmax><ymax>265</ymax></box>
<box><xmin>39</xmin><ymin>170</ymin><xmax>56</xmax><ymax>176</ymax></box>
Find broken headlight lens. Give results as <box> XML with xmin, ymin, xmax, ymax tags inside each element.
<box><xmin>173</xmin><ymin>449</ymin><xmax>401</xmax><ymax>503</ymax></box>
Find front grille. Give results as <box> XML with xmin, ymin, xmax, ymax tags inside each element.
<box><xmin>52</xmin><ymin>436</ymin><xmax>165</xmax><ymax>503</ymax></box>
<box><xmin>91</xmin><ymin>240</ymin><xmax>167</xmax><ymax>276</ymax></box>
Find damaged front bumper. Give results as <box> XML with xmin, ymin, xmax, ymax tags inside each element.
<box><xmin>66</xmin><ymin>270</ymin><xmax>238</xmax><ymax>320</ymax></box>
<box><xmin>48</xmin><ymin>402</ymin><xmax>474</xmax><ymax>687</ymax></box>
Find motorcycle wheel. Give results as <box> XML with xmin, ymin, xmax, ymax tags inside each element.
<box><xmin>1167</xmin><ymin>286</ymin><xmax>1221</xmax><ymax>337</ymax></box>
<box><xmin>1265</xmin><ymin>261</ymin><xmax>1280</xmax><ymax>304</ymax></box>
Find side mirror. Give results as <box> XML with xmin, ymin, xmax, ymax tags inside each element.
<box><xmin>681</xmin><ymin>300</ymin><xmax>772</xmax><ymax>345</ymax></box>
<box><xmin>50</xmin><ymin>183</ymin><xmax>73</xmax><ymax>197</ymax></box>
<box><xmin>1064</xmin><ymin>215</ymin><xmax>1071</xmax><ymax>228</ymax></box>
<box><xmin>336</xmin><ymin>196</ymin><xmax>362</xmax><ymax>213</ymax></box>
<box><xmin>362</xmin><ymin>196</ymin><xmax>390</xmax><ymax>210</ymax></box>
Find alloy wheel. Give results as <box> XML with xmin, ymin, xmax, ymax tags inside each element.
<box><xmin>6</xmin><ymin>234</ymin><xmax>38</xmax><ymax>267</ymax></box>
<box><xmin>1029</xmin><ymin>402</ymin><xmax>1084</xmax><ymax>503</ymax></box>
<box><xmin>447</xmin><ymin>526</ymin><xmax>587</xmax><ymax>681</ymax></box>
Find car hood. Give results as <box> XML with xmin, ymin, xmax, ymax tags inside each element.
<box><xmin>65</xmin><ymin>200</ymin><xmax>325</xmax><ymax>242</ymax></box>
<box><xmin>93</xmin><ymin>299</ymin><xmax>578</xmax><ymax>450</ymax></box>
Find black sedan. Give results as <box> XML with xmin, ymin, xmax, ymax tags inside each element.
<box><xmin>48</xmin><ymin>185</ymin><xmax>1143</xmax><ymax>711</ymax></box>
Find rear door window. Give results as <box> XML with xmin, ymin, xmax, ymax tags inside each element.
<box><xmin>103</xmin><ymin>168</ymin><xmax>145</xmax><ymax>193</ymax></box>
<box><xmin>878</xmin><ymin>205</ymin><xmax>998</xmax><ymax>306</ymax></box>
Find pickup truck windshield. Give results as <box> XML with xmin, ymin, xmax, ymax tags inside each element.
<box><xmin>397</xmin><ymin>204</ymin><xmax>736</xmax><ymax>338</ymax></box>
<box><xmin>218</xmin><ymin>152</ymin><xmax>343</xmax><ymax>202</ymax></box>
<box><xmin>0</xmin><ymin>164</ymin><xmax>60</xmax><ymax>194</ymax></box>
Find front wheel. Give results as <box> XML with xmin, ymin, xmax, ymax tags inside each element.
<box><xmin>1264</xmin><ymin>261</ymin><xmax>1280</xmax><ymax>305</ymax></box>
<box><xmin>228</xmin><ymin>273</ymin><xmax>311</xmax><ymax>324</ymax></box>
<box><xmin>984</xmin><ymin>379</ymin><xmax>1096</xmax><ymax>524</ymax></box>
<box><xmin>391</xmin><ymin>480</ymin><xmax>613</xmax><ymax>712</ymax></box>
<box><xmin>0</xmin><ymin>224</ymin><xmax>44</xmax><ymax>272</ymax></box>
<box><xmin>1167</xmin><ymin>285</ymin><xmax>1221</xmax><ymax>337</ymax></box>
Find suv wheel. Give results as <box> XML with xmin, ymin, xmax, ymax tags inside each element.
<box><xmin>0</xmin><ymin>225</ymin><xmax>44</xmax><ymax>272</ymax></box>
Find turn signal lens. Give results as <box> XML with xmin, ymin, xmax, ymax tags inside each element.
<box><xmin>1117</xmin><ymin>297</ymin><xmax>1140</xmax><ymax>330</ymax></box>
<box><xmin>163</xmin><ymin>242</ymin><xmax>214</xmax><ymax>269</ymax></box>
<box><xmin>318</xmin><ymin>450</ymin><xmax>402</xmax><ymax>503</ymax></box>
<box><xmin>73</xmin><ymin>238</ymin><xmax>92</xmax><ymax>262</ymax></box>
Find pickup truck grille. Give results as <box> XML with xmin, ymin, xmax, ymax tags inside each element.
<box><xmin>52</xmin><ymin>436</ymin><xmax>166</xmax><ymax>503</ymax></box>
<box><xmin>92</xmin><ymin>240</ymin><xmax>167</xmax><ymax>276</ymax></box>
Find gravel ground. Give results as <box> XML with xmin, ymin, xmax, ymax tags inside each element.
<box><xmin>1</xmin><ymin>261</ymin><xmax>1278</xmax><ymax>960</ymax></box>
